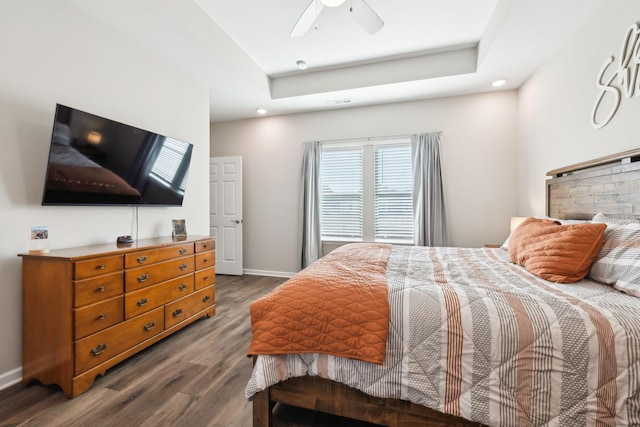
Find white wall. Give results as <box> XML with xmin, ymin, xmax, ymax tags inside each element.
<box><xmin>0</xmin><ymin>2</ymin><xmax>210</xmax><ymax>387</ymax></box>
<box><xmin>211</xmin><ymin>91</ymin><xmax>519</xmax><ymax>275</ymax></box>
<box><xmin>518</xmin><ymin>1</ymin><xmax>640</xmax><ymax>214</ymax></box>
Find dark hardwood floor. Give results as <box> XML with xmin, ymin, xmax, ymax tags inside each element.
<box><xmin>0</xmin><ymin>275</ymin><xmax>380</xmax><ymax>427</ymax></box>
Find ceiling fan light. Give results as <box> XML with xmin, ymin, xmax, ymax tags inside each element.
<box><xmin>320</xmin><ymin>0</ymin><xmax>346</xmax><ymax>7</ymax></box>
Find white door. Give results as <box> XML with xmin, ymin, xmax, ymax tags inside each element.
<box><xmin>210</xmin><ymin>156</ymin><xmax>243</xmax><ymax>275</ymax></box>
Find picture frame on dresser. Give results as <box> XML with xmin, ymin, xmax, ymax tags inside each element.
<box><xmin>28</xmin><ymin>225</ymin><xmax>49</xmax><ymax>254</ymax></box>
<box><xmin>172</xmin><ymin>219</ymin><xmax>187</xmax><ymax>239</ymax></box>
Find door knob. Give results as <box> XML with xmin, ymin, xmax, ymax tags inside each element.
<box><xmin>231</xmin><ymin>219</ymin><xmax>242</xmax><ymax>224</ymax></box>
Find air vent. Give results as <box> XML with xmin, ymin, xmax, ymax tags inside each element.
<box><xmin>325</xmin><ymin>99</ymin><xmax>352</xmax><ymax>106</ymax></box>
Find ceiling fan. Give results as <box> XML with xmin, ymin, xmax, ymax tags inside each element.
<box><xmin>290</xmin><ymin>0</ymin><xmax>384</xmax><ymax>37</ymax></box>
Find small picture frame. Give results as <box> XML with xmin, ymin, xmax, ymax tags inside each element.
<box><xmin>172</xmin><ymin>219</ymin><xmax>187</xmax><ymax>239</ymax></box>
<box><xmin>29</xmin><ymin>225</ymin><xmax>50</xmax><ymax>253</ymax></box>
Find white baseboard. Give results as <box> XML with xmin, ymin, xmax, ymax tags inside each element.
<box><xmin>243</xmin><ymin>269</ymin><xmax>295</xmax><ymax>279</ymax></box>
<box><xmin>0</xmin><ymin>367</ymin><xmax>22</xmax><ymax>391</ymax></box>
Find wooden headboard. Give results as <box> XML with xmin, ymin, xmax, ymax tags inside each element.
<box><xmin>546</xmin><ymin>148</ymin><xmax>640</xmax><ymax>220</ymax></box>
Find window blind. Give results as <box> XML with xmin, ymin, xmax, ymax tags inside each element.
<box><xmin>374</xmin><ymin>145</ymin><xmax>413</xmax><ymax>242</ymax></box>
<box><xmin>320</xmin><ymin>148</ymin><xmax>363</xmax><ymax>240</ymax></box>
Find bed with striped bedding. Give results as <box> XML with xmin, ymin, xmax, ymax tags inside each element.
<box><xmin>246</xmin><ymin>244</ymin><xmax>640</xmax><ymax>426</ymax></box>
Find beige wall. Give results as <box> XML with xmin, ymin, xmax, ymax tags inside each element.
<box><xmin>211</xmin><ymin>91</ymin><xmax>519</xmax><ymax>275</ymax></box>
<box><xmin>518</xmin><ymin>0</ymin><xmax>640</xmax><ymax>215</ymax></box>
<box><xmin>0</xmin><ymin>2</ymin><xmax>210</xmax><ymax>387</ymax></box>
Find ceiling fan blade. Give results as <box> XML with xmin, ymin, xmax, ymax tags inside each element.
<box><xmin>349</xmin><ymin>0</ymin><xmax>384</xmax><ymax>35</ymax></box>
<box><xmin>290</xmin><ymin>0</ymin><xmax>325</xmax><ymax>37</ymax></box>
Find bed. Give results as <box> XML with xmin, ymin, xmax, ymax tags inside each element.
<box><xmin>245</xmin><ymin>148</ymin><xmax>640</xmax><ymax>426</ymax></box>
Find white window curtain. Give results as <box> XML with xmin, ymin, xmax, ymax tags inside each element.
<box><xmin>412</xmin><ymin>132</ymin><xmax>449</xmax><ymax>246</ymax></box>
<box><xmin>300</xmin><ymin>141</ymin><xmax>322</xmax><ymax>269</ymax></box>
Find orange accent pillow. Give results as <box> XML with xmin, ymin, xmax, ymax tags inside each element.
<box><xmin>508</xmin><ymin>217</ymin><xmax>607</xmax><ymax>283</ymax></box>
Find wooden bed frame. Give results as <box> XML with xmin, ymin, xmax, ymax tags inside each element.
<box><xmin>252</xmin><ymin>148</ymin><xmax>640</xmax><ymax>427</ymax></box>
<box><xmin>546</xmin><ymin>147</ymin><xmax>640</xmax><ymax>219</ymax></box>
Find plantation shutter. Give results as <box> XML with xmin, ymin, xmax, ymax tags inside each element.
<box><xmin>320</xmin><ymin>148</ymin><xmax>363</xmax><ymax>240</ymax></box>
<box><xmin>374</xmin><ymin>144</ymin><xmax>413</xmax><ymax>241</ymax></box>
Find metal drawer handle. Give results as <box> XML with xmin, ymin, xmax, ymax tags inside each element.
<box><xmin>137</xmin><ymin>255</ymin><xmax>148</xmax><ymax>264</ymax></box>
<box><xmin>179</xmin><ymin>283</ymin><xmax>188</xmax><ymax>291</ymax></box>
<box><xmin>144</xmin><ymin>321</ymin><xmax>156</xmax><ymax>331</ymax></box>
<box><xmin>97</xmin><ymin>286</ymin><xmax>106</xmax><ymax>292</ymax></box>
<box><xmin>179</xmin><ymin>264</ymin><xmax>188</xmax><ymax>271</ymax></box>
<box><xmin>203</xmin><ymin>244</ymin><xmax>208</xmax><ymax>248</ymax></box>
<box><xmin>172</xmin><ymin>308</ymin><xmax>183</xmax><ymax>318</ymax></box>
<box><xmin>179</xmin><ymin>248</ymin><xmax>187</xmax><ymax>255</ymax></box>
<box><xmin>98</xmin><ymin>314</ymin><xmax>106</xmax><ymax>320</ymax></box>
<box><xmin>137</xmin><ymin>298</ymin><xmax>148</xmax><ymax>307</ymax></box>
<box><xmin>90</xmin><ymin>343</ymin><xmax>108</xmax><ymax>356</ymax></box>
<box><xmin>138</xmin><ymin>273</ymin><xmax>149</xmax><ymax>283</ymax></box>
<box><xmin>203</xmin><ymin>258</ymin><xmax>208</xmax><ymax>263</ymax></box>
<box><xmin>203</xmin><ymin>295</ymin><xmax>211</xmax><ymax>303</ymax></box>
<box><xmin>203</xmin><ymin>276</ymin><xmax>209</xmax><ymax>281</ymax></box>
<box><xmin>97</xmin><ymin>264</ymin><xmax>106</xmax><ymax>270</ymax></box>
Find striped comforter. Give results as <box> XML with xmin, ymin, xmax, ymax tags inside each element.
<box><xmin>245</xmin><ymin>245</ymin><xmax>640</xmax><ymax>426</ymax></box>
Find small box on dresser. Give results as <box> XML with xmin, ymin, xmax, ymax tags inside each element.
<box><xmin>19</xmin><ymin>235</ymin><xmax>215</xmax><ymax>398</ymax></box>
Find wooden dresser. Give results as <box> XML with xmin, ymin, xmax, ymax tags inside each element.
<box><xmin>19</xmin><ymin>235</ymin><xmax>215</xmax><ymax>398</ymax></box>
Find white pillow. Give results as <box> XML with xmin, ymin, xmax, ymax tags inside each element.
<box><xmin>588</xmin><ymin>221</ymin><xmax>640</xmax><ymax>297</ymax></box>
<box><xmin>592</xmin><ymin>212</ymin><xmax>639</xmax><ymax>226</ymax></box>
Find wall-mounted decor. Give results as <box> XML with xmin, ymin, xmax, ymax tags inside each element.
<box><xmin>592</xmin><ymin>22</ymin><xmax>640</xmax><ymax>129</ymax></box>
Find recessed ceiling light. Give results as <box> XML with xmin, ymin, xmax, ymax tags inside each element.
<box><xmin>492</xmin><ymin>79</ymin><xmax>507</xmax><ymax>87</ymax></box>
<box><xmin>296</xmin><ymin>60</ymin><xmax>308</xmax><ymax>70</ymax></box>
<box><xmin>256</xmin><ymin>108</ymin><xmax>267</xmax><ymax>115</ymax></box>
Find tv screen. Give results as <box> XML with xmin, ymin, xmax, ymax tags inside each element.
<box><xmin>42</xmin><ymin>104</ymin><xmax>193</xmax><ymax>206</ymax></box>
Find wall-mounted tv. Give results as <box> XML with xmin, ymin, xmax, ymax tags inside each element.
<box><xmin>42</xmin><ymin>104</ymin><xmax>193</xmax><ymax>206</ymax></box>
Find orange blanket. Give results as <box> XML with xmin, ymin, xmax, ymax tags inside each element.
<box><xmin>247</xmin><ymin>243</ymin><xmax>391</xmax><ymax>365</ymax></box>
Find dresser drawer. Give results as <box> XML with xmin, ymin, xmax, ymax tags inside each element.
<box><xmin>74</xmin><ymin>272</ymin><xmax>124</xmax><ymax>308</ymax></box>
<box><xmin>195</xmin><ymin>267</ymin><xmax>215</xmax><ymax>290</ymax></box>
<box><xmin>125</xmin><ymin>256</ymin><xmax>195</xmax><ymax>292</ymax></box>
<box><xmin>125</xmin><ymin>274</ymin><xmax>195</xmax><ymax>319</ymax></box>
<box><xmin>75</xmin><ymin>296</ymin><xmax>124</xmax><ymax>340</ymax></box>
<box><xmin>195</xmin><ymin>239</ymin><xmax>215</xmax><ymax>253</ymax></box>
<box><xmin>124</xmin><ymin>244</ymin><xmax>194</xmax><ymax>269</ymax></box>
<box><xmin>75</xmin><ymin>308</ymin><xmax>164</xmax><ymax>374</ymax></box>
<box><xmin>75</xmin><ymin>255</ymin><xmax>123</xmax><ymax>280</ymax></box>
<box><xmin>195</xmin><ymin>251</ymin><xmax>214</xmax><ymax>271</ymax></box>
<box><xmin>165</xmin><ymin>286</ymin><xmax>215</xmax><ymax>329</ymax></box>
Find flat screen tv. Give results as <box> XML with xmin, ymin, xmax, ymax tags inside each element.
<box><xmin>42</xmin><ymin>104</ymin><xmax>193</xmax><ymax>206</ymax></box>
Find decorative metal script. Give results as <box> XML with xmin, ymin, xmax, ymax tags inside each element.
<box><xmin>592</xmin><ymin>23</ymin><xmax>640</xmax><ymax>129</ymax></box>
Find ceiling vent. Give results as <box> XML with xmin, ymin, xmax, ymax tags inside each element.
<box><xmin>325</xmin><ymin>99</ymin><xmax>352</xmax><ymax>106</ymax></box>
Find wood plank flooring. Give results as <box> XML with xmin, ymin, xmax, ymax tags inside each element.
<box><xmin>0</xmin><ymin>275</ymin><xmax>380</xmax><ymax>427</ymax></box>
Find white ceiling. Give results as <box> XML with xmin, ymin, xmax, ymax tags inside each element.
<box><xmin>196</xmin><ymin>0</ymin><xmax>497</xmax><ymax>76</ymax></box>
<box><xmin>70</xmin><ymin>0</ymin><xmax>605</xmax><ymax>123</ymax></box>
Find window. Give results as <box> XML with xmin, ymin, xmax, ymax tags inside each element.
<box><xmin>374</xmin><ymin>145</ymin><xmax>413</xmax><ymax>241</ymax></box>
<box><xmin>320</xmin><ymin>139</ymin><xmax>413</xmax><ymax>243</ymax></box>
<box><xmin>320</xmin><ymin>148</ymin><xmax>363</xmax><ymax>240</ymax></box>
